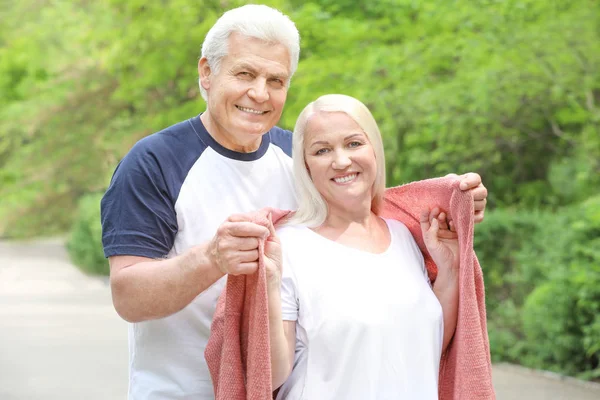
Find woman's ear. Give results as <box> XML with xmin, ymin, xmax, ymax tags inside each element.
<box><xmin>198</xmin><ymin>57</ymin><xmax>212</xmax><ymax>92</ymax></box>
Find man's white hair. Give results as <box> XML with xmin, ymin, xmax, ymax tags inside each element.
<box><xmin>199</xmin><ymin>4</ymin><xmax>300</xmax><ymax>100</ymax></box>
<box><xmin>290</xmin><ymin>94</ymin><xmax>387</xmax><ymax>228</ymax></box>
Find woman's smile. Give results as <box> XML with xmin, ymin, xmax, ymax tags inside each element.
<box><xmin>332</xmin><ymin>173</ymin><xmax>359</xmax><ymax>185</ymax></box>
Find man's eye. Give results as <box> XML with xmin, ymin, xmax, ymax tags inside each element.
<box><xmin>238</xmin><ymin>72</ymin><xmax>252</xmax><ymax>77</ymax></box>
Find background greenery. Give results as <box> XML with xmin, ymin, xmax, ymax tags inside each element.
<box><xmin>1</xmin><ymin>0</ymin><xmax>598</xmax><ymax>380</ymax></box>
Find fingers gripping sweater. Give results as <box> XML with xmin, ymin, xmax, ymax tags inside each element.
<box><xmin>204</xmin><ymin>177</ymin><xmax>495</xmax><ymax>400</ymax></box>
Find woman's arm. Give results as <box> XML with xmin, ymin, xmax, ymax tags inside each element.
<box><xmin>264</xmin><ymin>219</ymin><xmax>297</xmax><ymax>389</ymax></box>
<box><xmin>420</xmin><ymin>207</ymin><xmax>460</xmax><ymax>353</ymax></box>
<box><xmin>432</xmin><ymin>270</ymin><xmax>459</xmax><ymax>352</ymax></box>
<box><xmin>268</xmin><ymin>279</ymin><xmax>297</xmax><ymax>388</ymax></box>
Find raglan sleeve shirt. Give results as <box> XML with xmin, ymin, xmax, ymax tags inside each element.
<box><xmin>100</xmin><ymin>136</ymin><xmax>178</xmax><ymax>259</ymax></box>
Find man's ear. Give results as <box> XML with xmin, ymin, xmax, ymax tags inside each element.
<box><xmin>198</xmin><ymin>57</ymin><xmax>211</xmax><ymax>92</ymax></box>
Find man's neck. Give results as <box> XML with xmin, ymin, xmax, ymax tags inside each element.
<box><xmin>200</xmin><ymin>113</ymin><xmax>262</xmax><ymax>153</ymax></box>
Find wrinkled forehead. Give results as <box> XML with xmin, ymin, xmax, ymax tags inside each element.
<box><xmin>225</xmin><ymin>32</ymin><xmax>291</xmax><ymax>76</ymax></box>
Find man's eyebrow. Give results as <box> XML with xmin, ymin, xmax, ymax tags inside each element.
<box><xmin>232</xmin><ymin>63</ymin><xmax>289</xmax><ymax>80</ymax></box>
<box><xmin>269</xmin><ymin>72</ymin><xmax>289</xmax><ymax>81</ymax></box>
<box><xmin>232</xmin><ymin>63</ymin><xmax>258</xmax><ymax>73</ymax></box>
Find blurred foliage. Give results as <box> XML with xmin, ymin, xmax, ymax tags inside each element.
<box><xmin>2</xmin><ymin>0</ymin><xmax>599</xmax><ymax>236</ymax></box>
<box><xmin>520</xmin><ymin>196</ymin><xmax>600</xmax><ymax>379</ymax></box>
<box><xmin>1</xmin><ymin>0</ymin><xmax>599</xmax><ymax>379</ymax></box>
<box><xmin>476</xmin><ymin>196</ymin><xmax>600</xmax><ymax>379</ymax></box>
<box><xmin>66</xmin><ymin>193</ymin><xmax>108</xmax><ymax>275</ymax></box>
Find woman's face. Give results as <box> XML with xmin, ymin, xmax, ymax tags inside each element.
<box><xmin>303</xmin><ymin>111</ymin><xmax>378</xmax><ymax>213</ymax></box>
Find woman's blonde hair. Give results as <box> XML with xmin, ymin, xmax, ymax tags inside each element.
<box><xmin>290</xmin><ymin>94</ymin><xmax>386</xmax><ymax>227</ymax></box>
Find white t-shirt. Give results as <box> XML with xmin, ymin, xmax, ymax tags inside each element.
<box><xmin>101</xmin><ymin>116</ymin><xmax>297</xmax><ymax>399</ymax></box>
<box><xmin>276</xmin><ymin>219</ymin><xmax>443</xmax><ymax>400</ymax></box>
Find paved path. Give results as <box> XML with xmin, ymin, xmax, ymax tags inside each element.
<box><xmin>0</xmin><ymin>239</ymin><xmax>127</xmax><ymax>400</ymax></box>
<box><xmin>1</xmin><ymin>239</ymin><xmax>600</xmax><ymax>399</ymax></box>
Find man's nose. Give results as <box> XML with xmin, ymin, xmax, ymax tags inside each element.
<box><xmin>248</xmin><ymin>79</ymin><xmax>269</xmax><ymax>103</ymax></box>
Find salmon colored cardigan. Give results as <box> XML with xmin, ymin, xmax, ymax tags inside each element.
<box><xmin>205</xmin><ymin>177</ymin><xmax>496</xmax><ymax>400</ymax></box>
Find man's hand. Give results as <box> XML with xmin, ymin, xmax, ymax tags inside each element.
<box><xmin>447</xmin><ymin>172</ymin><xmax>488</xmax><ymax>224</ymax></box>
<box><xmin>207</xmin><ymin>214</ymin><xmax>270</xmax><ymax>276</ymax></box>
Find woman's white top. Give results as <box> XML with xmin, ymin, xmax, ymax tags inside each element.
<box><xmin>275</xmin><ymin>219</ymin><xmax>443</xmax><ymax>400</ymax></box>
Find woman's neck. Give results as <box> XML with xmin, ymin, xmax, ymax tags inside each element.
<box><xmin>320</xmin><ymin>209</ymin><xmax>375</xmax><ymax>233</ymax></box>
<box><xmin>314</xmin><ymin>205</ymin><xmax>390</xmax><ymax>254</ymax></box>
<box><xmin>321</xmin><ymin>197</ymin><xmax>374</xmax><ymax>231</ymax></box>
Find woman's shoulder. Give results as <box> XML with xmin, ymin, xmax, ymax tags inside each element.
<box><xmin>384</xmin><ymin>218</ymin><xmax>412</xmax><ymax>238</ymax></box>
<box><xmin>276</xmin><ymin>223</ymin><xmax>310</xmax><ymax>242</ymax></box>
<box><xmin>384</xmin><ymin>218</ymin><xmax>425</xmax><ymax>265</ymax></box>
<box><xmin>275</xmin><ymin>225</ymin><xmax>314</xmax><ymax>271</ymax></box>
<box><xmin>385</xmin><ymin>218</ymin><xmax>422</xmax><ymax>251</ymax></box>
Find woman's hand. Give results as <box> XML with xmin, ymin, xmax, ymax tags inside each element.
<box><xmin>420</xmin><ymin>207</ymin><xmax>459</xmax><ymax>276</ymax></box>
<box><xmin>263</xmin><ymin>216</ymin><xmax>283</xmax><ymax>288</ymax></box>
<box><xmin>422</xmin><ymin>207</ymin><xmax>460</xmax><ymax>352</ymax></box>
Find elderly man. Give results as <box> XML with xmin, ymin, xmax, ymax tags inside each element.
<box><xmin>101</xmin><ymin>4</ymin><xmax>488</xmax><ymax>399</ymax></box>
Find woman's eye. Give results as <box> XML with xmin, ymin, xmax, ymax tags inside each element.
<box><xmin>315</xmin><ymin>148</ymin><xmax>329</xmax><ymax>155</ymax></box>
<box><xmin>348</xmin><ymin>141</ymin><xmax>362</xmax><ymax>148</ymax></box>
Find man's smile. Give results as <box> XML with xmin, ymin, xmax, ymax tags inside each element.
<box><xmin>236</xmin><ymin>105</ymin><xmax>269</xmax><ymax>115</ymax></box>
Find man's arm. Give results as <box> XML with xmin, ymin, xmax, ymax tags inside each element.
<box><xmin>109</xmin><ymin>218</ymin><xmax>269</xmax><ymax>323</ymax></box>
<box><xmin>109</xmin><ymin>246</ymin><xmax>219</xmax><ymax>323</ymax></box>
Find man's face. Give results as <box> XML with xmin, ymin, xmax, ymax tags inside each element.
<box><xmin>199</xmin><ymin>32</ymin><xmax>291</xmax><ymax>152</ymax></box>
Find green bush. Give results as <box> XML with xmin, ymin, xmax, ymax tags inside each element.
<box><xmin>478</xmin><ymin>195</ymin><xmax>600</xmax><ymax>377</ymax></box>
<box><xmin>474</xmin><ymin>209</ymin><xmax>549</xmax><ymax>364</ymax></box>
<box><xmin>521</xmin><ymin>273</ymin><xmax>599</xmax><ymax>378</ymax></box>
<box><xmin>66</xmin><ymin>193</ymin><xmax>108</xmax><ymax>276</ymax></box>
<box><xmin>486</xmin><ymin>299</ymin><xmax>527</xmax><ymax>363</ymax></box>
<box><xmin>475</xmin><ymin>209</ymin><xmax>547</xmax><ymax>312</ymax></box>
<box><xmin>521</xmin><ymin>196</ymin><xmax>600</xmax><ymax>378</ymax></box>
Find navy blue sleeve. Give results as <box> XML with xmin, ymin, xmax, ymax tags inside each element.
<box><xmin>100</xmin><ymin>135</ymin><xmax>178</xmax><ymax>259</ymax></box>
<box><xmin>269</xmin><ymin>126</ymin><xmax>293</xmax><ymax>157</ymax></box>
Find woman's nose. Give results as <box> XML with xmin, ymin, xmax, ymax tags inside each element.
<box><xmin>332</xmin><ymin>151</ymin><xmax>352</xmax><ymax>170</ymax></box>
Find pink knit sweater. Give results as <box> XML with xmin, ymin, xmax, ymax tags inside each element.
<box><xmin>205</xmin><ymin>177</ymin><xmax>495</xmax><ymax>399</ymax></box>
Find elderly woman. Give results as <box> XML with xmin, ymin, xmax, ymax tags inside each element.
<box><xmin>263</xmin><ymin>94</ymin><xmax>459</xmax><ymax>399</ymax></box>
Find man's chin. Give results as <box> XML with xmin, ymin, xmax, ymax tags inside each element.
<box><xmin>238</xmin><ymin>122</ymin><xmax>273</xmax><ymax>137</ymax></box>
